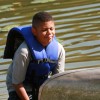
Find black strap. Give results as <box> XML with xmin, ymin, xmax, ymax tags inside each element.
<box><xmin>32</xmin><ymin>86</ymin><xmax>39</xmax><ymax>100</ymax></box>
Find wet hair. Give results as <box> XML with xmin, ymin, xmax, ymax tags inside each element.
<box><xmin>32</xmin><ymin>12</ymin><xmax>54</xmax><ymax>28</ymax></box>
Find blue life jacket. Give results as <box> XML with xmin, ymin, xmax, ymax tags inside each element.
<box><xmin>4</xmin><ymin>25</ymin><xmax>58</xmax><ymax>86</ymax></box>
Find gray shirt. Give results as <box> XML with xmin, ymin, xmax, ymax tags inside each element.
<box><xmin>6</xmin><ymin>41</ymin><xmax>65</xmax><ymax>92</ymax></box>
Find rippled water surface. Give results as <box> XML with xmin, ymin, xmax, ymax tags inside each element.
<box><xmin>0</xmin><ymin>0</ymin><xmax>100</xmax><ymax>99</ymax></box>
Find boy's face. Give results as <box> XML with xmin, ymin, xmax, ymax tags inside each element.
<box><xmin>32</xmin><ymin>21</ymin><xmax>55</xmax><ymax>46</ymax></box>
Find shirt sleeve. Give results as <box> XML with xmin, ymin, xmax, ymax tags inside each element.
<box><xmin>52</xmin><ymin>43</ymin><xmax>65</xmax><ymax>74</ymax></box>
<box><xmin>12</xmin><ymin>42</ymin><xmax>31</xmax><ymax>84</ymax></box>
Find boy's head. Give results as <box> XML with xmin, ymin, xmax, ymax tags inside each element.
<box><xmin>32</xmin><ymin>12</ymin><xmax>55</xmax><ymax>46</ymax></box>
<box><xmin>32</xmin><ymin>12</ymin><xmax>54</xmax><ymax>28</ymax></box>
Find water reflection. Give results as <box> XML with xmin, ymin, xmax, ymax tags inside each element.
<box><xmin>0</xmin><ymin>0</ymin><xmax>100</xmax><ymax>99</ymax></box>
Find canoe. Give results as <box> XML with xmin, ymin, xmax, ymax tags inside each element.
<box><xmin>39</xmin><ymin>67</ymin><xmax>100</xmax><ymax>100</ymax></box>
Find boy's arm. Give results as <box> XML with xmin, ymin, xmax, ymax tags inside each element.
<box><xmin>13</xmin><ymin>83</ymin><xmax>29</xmax><ymax>100</ymax></box>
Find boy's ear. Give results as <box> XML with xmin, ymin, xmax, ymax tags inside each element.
<box><xmin>32</xmin><ymin>27</ymin><xmax>37</xmax><ymax>36</ymax></box>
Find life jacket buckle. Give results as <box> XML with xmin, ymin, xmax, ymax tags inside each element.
<box><xmin>37</xmin><ymin>58</ymin><xmax>48</xmax><ymax>64</ymax></box>
<box><xmin>37</xmin><ymin>60</ymin><xmax>41</xmax><ymax>64</ymax></box>
<box><xmin>43</xmin><ymin>58</ymin><xmax>48</xmax><ymax>62</ymax></box>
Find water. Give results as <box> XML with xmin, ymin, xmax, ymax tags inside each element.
<box><xmin>0</xmin><ymin>0</ymin><xmax>100</xmax><ymax>99</ymax></box>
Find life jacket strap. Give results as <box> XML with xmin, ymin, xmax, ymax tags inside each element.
<box><xmin>33</xmin><ymin>58</ymin><xmax>57</xmax><ymax>64</ymax></box>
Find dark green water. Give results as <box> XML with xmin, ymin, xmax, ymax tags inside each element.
<box><xmin>0</xmin><ymin>0</ymin><xmax>100</xmax><ymax>99</ymax></box>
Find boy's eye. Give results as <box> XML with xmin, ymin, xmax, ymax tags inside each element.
<box><xmin>50</xmin><ymin>28</ymin><xmax>53</xmax><ymax>30</ymax></box>
<box><xmin>42</xmin><ymin>29</ymin><xmax>47</xmax><ymax>32</ymax></box>
<box><xmin>42</xmin><ymin>27</ymin><xmax>54</xmax><ymax>32</ymax></box>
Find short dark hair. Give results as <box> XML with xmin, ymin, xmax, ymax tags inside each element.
<box><xmin>32</xmin><ymin>12</ymin><xmax>54</xmax><ymax>28</ymax></box>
